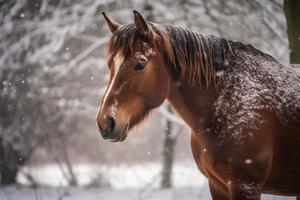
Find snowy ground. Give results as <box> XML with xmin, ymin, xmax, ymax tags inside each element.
<box><xmin>0</xmin><ymin>162</ymin><xmax>292</xmax><ymax>199</ymax></box>
<box><xmin>0</xmin><ymin>185</ymin><xmax>295</xmax><ymax>200</ymax></box>
<box><xmin>0</xmin><ymin>186</ymin><xmax>210</xmax><ymax>200</ymax></box>
<box><xmin>17</xmin><ymin>162</ymin><xmax>206</xmax><ymax>188</ymax></box>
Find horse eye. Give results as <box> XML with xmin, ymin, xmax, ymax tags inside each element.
<box><xmin>134</xmin><ymin>63</ymin><xmax>145</xmax><ymax>71</ymax></box>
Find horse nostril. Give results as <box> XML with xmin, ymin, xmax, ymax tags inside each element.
<box><xmin>105</xmin><ymin>116</ymin><xmax>116</xmax><ymax>133</ymax></box>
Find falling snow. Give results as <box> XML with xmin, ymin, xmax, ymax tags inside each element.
<box><xmin>245</xmin><ymin>159</ymin><xmax>253</xmax><ymax>164</ymax></box>
<box><xmin>0</xmin><ymin>1</ymin><xmax>297</xmax><ymax>200</ymax></box>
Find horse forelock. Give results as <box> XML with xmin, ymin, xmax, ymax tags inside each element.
<box><xmin>107</xmin><ymin>24</ymin><xmax>136</xmax><ymax>61</ymax></box>
<box><xmin>107</xmin><ymin>23</ymin><xmax>233</xmax><ymax>87</ymax></box>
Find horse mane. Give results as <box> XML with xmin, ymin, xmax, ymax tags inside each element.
<box><xmin>108</xmin><ymin>23</ymin><xmax>233</xmax><ymax>86</ymax></box>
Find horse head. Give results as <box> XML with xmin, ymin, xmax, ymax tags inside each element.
<box><xmin>96</xmin><ymin>11</ymin><xmax>171</xmax><ymax>142</ymax></box>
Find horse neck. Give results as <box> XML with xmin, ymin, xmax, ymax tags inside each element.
<box><xmin>166</xmin><ymin>74</ymin><xmax>219</xmax><ymax>134</ymax></box>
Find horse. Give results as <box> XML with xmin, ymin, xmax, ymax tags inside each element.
<box><xmin>96</xmin><ymin>10</ymin><xmax>300</xmax><ymax>200</ymax></box>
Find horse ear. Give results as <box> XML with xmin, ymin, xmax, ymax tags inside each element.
<box><xmin>101</xmin><ymin>11</ymin><xmax>120</xmax><ymax>33</ymax></box>
<box><xmin>133</xmin><ymin>10</ymin><xmax>155</xmax><ymax>39</ymax></box>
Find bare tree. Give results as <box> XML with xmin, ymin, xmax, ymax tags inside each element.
<box><xmin>160</xmin><ymin>105</ymin><xmax>184</xmax><ymax>188</ymax></box>
<box><xmin>284</xmin><ymin>1</ymin><xmax>300</xmax><ymax>199</ymax></box>
<box><xmin>0</xmin><ymin>0</ymin><xmax>107</xmax><ymax>184</ymax></box>
<box><xmin>284</xmin><ymin>0</ymin><xmax>300</xmax><ymax>64</ymax></box>
<box><xmin>160</xmin><ymin>105</ymin><xmax>175</xmax><ymax>188</ymax></box>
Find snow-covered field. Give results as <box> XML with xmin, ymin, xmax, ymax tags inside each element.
<box><xmin>0</xmin><ymin>185</ymin><xmax>295</xmax><ymax>200</ymax></box>
<box><xmin>18</xmin><ymin>162</ymin><xmax>206</xmax><ymax>188</ymax></box>
<box><xmin>0</xmin><ymin>162</ymin><xmax>293</xmax><ymax>199</ymax></box>
<box><xmin>0</xmin><ymin>186</ymin><xmax>209</xmax><ymax>200</ymax></box>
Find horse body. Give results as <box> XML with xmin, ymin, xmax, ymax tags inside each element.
<box><xmin>169</xmin><ymin>43</ymin><xmax>300</xmax><ymax>198</ymax></box>
<box><xmin>175</xmin><ymin>43</ymin><xmax>300</xmax><ymax>198</ymax></box>
<box><xmin>97</xmin><ymin>11</ymin><xmax>300</xmax><ymax>199</ymax></box>
<box><xmin>167</xmin><ymin>41</ymin><xmax>300</xmax><ymax>198</ymax></box>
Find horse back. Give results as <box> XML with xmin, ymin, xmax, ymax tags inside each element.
<box><xmin>214</xmin><ymin>48</ymin><xmax>300</xmax><ymax>195</ymax></box>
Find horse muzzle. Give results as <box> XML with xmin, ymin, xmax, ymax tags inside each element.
<box><xmin>97</xmin><ymin>115</ymin><xmax>129</xmax><ymax>142</ymax></box>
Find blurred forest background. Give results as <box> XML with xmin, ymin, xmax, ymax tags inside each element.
<box><xmin>0</xmin><ymin>0</ymin><xmax>299</xmax><ymax>199</ymax></box>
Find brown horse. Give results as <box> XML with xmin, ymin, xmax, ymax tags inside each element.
<box><xmin>96</xmin><ymin>11</ymin><xmax>300</xmax><ymax>200</ymax></box>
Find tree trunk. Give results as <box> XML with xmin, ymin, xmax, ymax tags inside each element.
<box><xmin>0</xmin><ymin>142</ymin><xmax>27</xmax><ymax>185</ymax></box>
<box><xmin>161</xmin><ymin>105</ymin><xmax>177</xmax><ymax>188</ymax></box>
<box><xmin>0</xmin><ymin>145</ymin><xmax>17</xmax><ymax>185</ymax></box>
<box><xmin>284</xmin><ymin>0</ymin><xmax>300</xmax><ymax>64</ymax></box>
<box><xmin>284</xmin><ymin>1</ymin><xmax>300</xmax><ymax>199</ymax></box>
<box><xmin>0</xmin><ymin>166</ymin><xmax>18</xmax><ymax>185</ymax></box>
